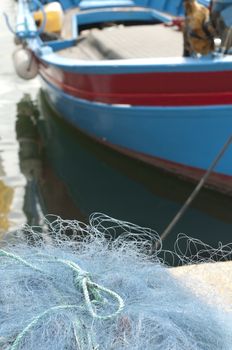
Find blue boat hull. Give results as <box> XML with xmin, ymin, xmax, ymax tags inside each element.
<box><xmin>14</xmin><ymin>0</ymin><xmax>232</xmax><ymax>194</ymax></box>
<box><xmin>41</xmin><ymin>77</ymin><xmax>232</xmax><ymax>193</ymax></box>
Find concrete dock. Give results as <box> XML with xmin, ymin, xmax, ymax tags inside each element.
<box><xmin>171</xmin><ymin>261</ymin><xmax>232</xmax><ymax>311</ymax></box>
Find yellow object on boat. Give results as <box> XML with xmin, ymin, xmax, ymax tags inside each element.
<box><xmin>33</xmin><ymin>2</ymin><xmax>63</xmax><ymax>33</ymax></box>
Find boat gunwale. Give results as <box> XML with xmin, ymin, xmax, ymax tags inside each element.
<box><xmin>15</xmin><ymin>0</ymin><xmax>232</xmax><ymax>74</ymax></box>
<box><xmin>38</xmin><ymin>50</ymin><xmax>232</xmax><ymax>74</ymax></box>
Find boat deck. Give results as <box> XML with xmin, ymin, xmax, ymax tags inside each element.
<box><xmin>57</xmin><ymin>23</ymin><xmax>183</xmax><ymax>60</ymax></box>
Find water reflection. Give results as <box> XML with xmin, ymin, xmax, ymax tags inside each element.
<box><xmin>0</xmin><ymin>179</ymin><xmax>14</xmax><ymax>234</ymax></box>
<box><xmin>15</xmin><ymin>91</ymin><xmax>232</xmax><ymax>251</ymax></box>
<box><xmin>16</xmin><ymin>96</ymin><xmax>42</xmax><ymax>226</ymax></box>
<box><xmin>16</xmin><ymin>95</ymin><xmax>82</xmax><ymax>225</ymax></box>
<box><xmin>0</xmin><ymin>152</ymin><xmax>14</xmax><ymax>235</ymax></box>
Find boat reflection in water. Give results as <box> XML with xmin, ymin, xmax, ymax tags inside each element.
<box><xmin>0</xmin><ymin>151</ymin><xmax>14</xmax><ymax>235</ymax></box>
<box><xmin>0</xmin><ymin>179</ymin><xmax>14</xmax><ymax>235</ymax></box>
<box><xmin>16</xmin><ymin>94</ymin><xmax>83</xmax><ymax>226</ymax></box>
<box><xmin>16</xmin><ymin>91</ymin><xmax>232</xmax><ymax>252</ymax></box>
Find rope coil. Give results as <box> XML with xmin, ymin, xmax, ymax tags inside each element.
<box><xmin>0</xmin><ymin>249</ymin><xmax>124</xmax><ymax>350</ymax></box>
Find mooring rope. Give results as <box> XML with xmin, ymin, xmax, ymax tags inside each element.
<box><xmin>151</xmin><ymin>134</ymin><xmax>232</xmax><ymax>253</ymax></box>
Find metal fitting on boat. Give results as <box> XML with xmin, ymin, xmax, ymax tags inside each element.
<box><xmin>213</xmin><ymin>37</ymin><xmax>222</xmax><ymax>56</ymax></box>
<box><xmin>214</xmin><ymin>38</ymin><xmax>222</xmax><ymax>50</ymax></box>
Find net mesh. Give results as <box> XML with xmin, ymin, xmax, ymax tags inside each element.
<box><xmin>0</xmin><ymin>213</ymin><xmax>232</xmax><ymax>350</ymax></box>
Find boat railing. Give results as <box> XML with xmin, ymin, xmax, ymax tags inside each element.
<box><xmin>72</xmin><ymin>7</ymin><xmax>172</xmax><ymax>36</ymax></box>
<box><xmin>79</xmin><ymin>0</ymin><xmax>135</xmax><ymax>11</ymax></box>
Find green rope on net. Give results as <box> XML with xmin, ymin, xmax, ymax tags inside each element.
<box><xmin>58</xmin><ymin>258</ymin><xmax>125</xmax><ymax>320</ymax></box>
<box><xmin>0</xmin><ymin>249</ymin><xmax>43</xmax><ymax>273</ymax></box>
<box><xmin>0</xmin><ymin>249</ymin><xmax>125</xmax><ymax>350</ymax></box>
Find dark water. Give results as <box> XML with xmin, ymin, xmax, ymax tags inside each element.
<box><xmin>0</xmin><ymin>0</ymin><xmax>40</xmax><ymax>236</ymax></box>
<box><xmin>14</xmin><ymin>90</ymin><xmax>232</xmax><ymax>252</ymax></box>
<box><xmin>1</xmin><ymin>0</ymin><xmax>232</xmax><ymax>252</ymax></box>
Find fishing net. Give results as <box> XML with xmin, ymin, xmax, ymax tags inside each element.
<box><xmin>0</xmin><ymin>213</ymin><xmax>232</xmax><ymax>350</ymax></box>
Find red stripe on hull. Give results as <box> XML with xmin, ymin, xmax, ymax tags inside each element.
<box><xmin>90</xmin><ymin>135</ymin><xmax>232</xmax><ymax>196</ymax></box>
<box><xmin>39</xmin><ymin>63</ymin><xmax>232</xmax><ymax>106</ymax></box>
<box><xmin>42</xmin><ymin>88</ymin><xmax>232</xmax><ymax>195</ymax></box>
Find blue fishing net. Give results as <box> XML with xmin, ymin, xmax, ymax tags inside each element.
<box><xmin>0</xmin><ymin>213</ymin><xmax>231</xmax><ymax>349</ymax></box>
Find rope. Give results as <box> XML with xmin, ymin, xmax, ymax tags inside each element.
<box><xmin>0</xmin><ymin>249</ymin><xmax>43</xmax><ymax>273</ymax></box>
<box><xmin>51</xmin><ymin>258</ymin><xmax>125</xmax><ymax>320</ymax></box>
<box><xmin>150</xmin><ymin>134</ymin><xmax>232</xmax><ymax>254</ymax></box>
<box><xmin>3</xmin><ymin>12</ymin><xmax>35</xmax><ymax>37</ymax></box>
<box><xmin>3</xmin><ymin>13</ymin><xmax>18</xmax><ymax>35</ymax></box>
<box><xmin>0</xmin><ymin>249</ymin><xmax>124</xmax><ymax>349</ymax></box>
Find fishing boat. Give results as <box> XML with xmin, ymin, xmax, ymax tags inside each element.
<box><xmin>11</xmin><ymin>0</ymin><xmax>232</xmax><ymax>195</ymax></box>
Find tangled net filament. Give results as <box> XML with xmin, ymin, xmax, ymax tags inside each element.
<box><xmin>0</xmin><ymin>213</ymin><xmax>232</xmax><ymax>350</ymax></box>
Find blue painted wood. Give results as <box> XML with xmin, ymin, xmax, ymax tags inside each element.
<box><xmin>41</xmin><ymin>77</ymin><xmax>232</xmax><ymax>177</ymax></box>
<box><xmin>79</xmin><ymin>0</ymin><xmax>135</xmax><ymax>10</ymax></box>
<box><xmin>16</xmin><ymin>0</ymin><xmax>232</xmax><ymax>186</ymax></box>
<box><xmin>200</xmin><ymin>0</ymin><xmax>210</xmax><ymax>6</ymax></box>
<box><xmin>40</xmin><ymin>51</ymin><xmax>232</xmax><ymax>74</ymax></box>
<box><xmin>40</xmin><ymin>0</ymin><xmax>210</xmax><ymax>14</ymax></box>
<box><xmin>145</xmin><ymin>0</ymin><xmax>184</xmax><ymax>16</ymax></box>
<box><xmin>16</xmin><ymin>0</ymin><xmax>38</xmax><ymax>38</ymax></box>
<box><xmin>16</xmin><ymin>0</ymin><xmax>232</xmax><ymax>76</ymax></box>
<box><xmin>74</xmin><ymin>8</ymin><xmax>171</xmax><ymax>28</ymax></box>
<box><xmin>48</xmin><ymin>39</ymin><xmax>77</xmax><ymax>51</ymax></box>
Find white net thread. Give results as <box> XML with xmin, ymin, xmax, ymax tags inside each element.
<box><xmin>0</xmin><ymin>213</ymin><xmax>232</xmax><ymax>349</ymax></box>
